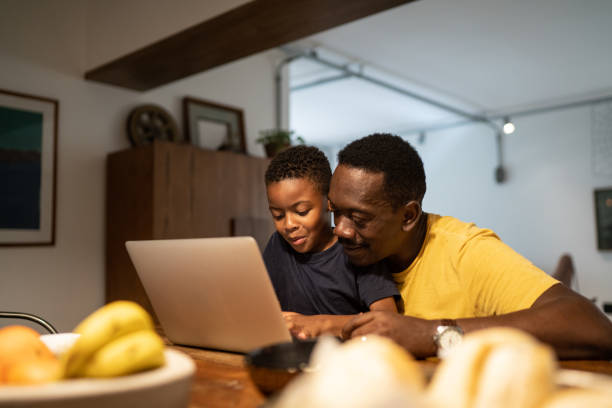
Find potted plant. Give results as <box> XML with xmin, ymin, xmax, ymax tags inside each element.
<box><xmin>256</xmin><ymin>129</ymin><xmax>305</xmax><ymax>158</ymax></box>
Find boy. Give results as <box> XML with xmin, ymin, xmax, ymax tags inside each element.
<box><xmin>263</xmin><ymin>145</ymin><xmax>400</xmax><ymax>339</ymax></box>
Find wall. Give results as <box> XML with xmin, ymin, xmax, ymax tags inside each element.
<box><xmin>0</xmin><ymin>0</ymin><xmax>278</xmax><ymax>332</ymax></box>
<box><xmin>402</xmin><ymin>107</ymin><xmax>612</xmax><ymax>309</ymax></box>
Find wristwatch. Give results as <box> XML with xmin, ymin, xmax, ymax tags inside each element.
<box><xmin>433</xmin><ymin>319</ymin><xmax>464</xmax><ymax>359</ymax></box>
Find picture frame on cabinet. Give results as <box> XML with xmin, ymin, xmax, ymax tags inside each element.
<box><xmin>0</xmin><ymin>89</ymin><xmax>58</xmax><ymax>246</ymax></box>
<box><xmin>182</xmin><ymin>97</ymin><xmax>246</xmax><ymax>154</ymax></box>
<box><xmin>594</xmin><ymin>187</ymin><xmax>612</xmax><ymax>250</ymax></box>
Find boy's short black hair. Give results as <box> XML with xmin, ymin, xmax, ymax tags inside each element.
<box><xmin>337</xmin><ymin>133</ymin><xmax>426</xmax><ymax>208</ymax></box>
<box><xmin>265</xmin><ymin>145</ymin><xmax>331</xmax><ymax>194</ymax></box>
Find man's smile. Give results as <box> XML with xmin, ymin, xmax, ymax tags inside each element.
<box><xmin>339</xmin><ymin>238</ymin><xmax>368</xmax><ymax>252</ymax></box>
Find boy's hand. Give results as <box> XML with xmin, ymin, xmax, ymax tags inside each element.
<box><xmin>282</xmin><ymin>312</ymin><xmax>335</xmax><ymax>339</ymax></box>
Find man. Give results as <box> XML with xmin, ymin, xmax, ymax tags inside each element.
<box><xmin>330</xmin><ymin>133</ymin><xmax>612</xmax><ymax>359</ymax></box>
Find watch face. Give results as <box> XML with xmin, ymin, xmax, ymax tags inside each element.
<box><xmin>437</xmin><ymin>327</ymin><xmax>463</xmax><ymax>359</ymax></box>
<box><xmin>440</xmin><ymin>329</ymin><xmax>463</xmax><ymax>349</ymax></box>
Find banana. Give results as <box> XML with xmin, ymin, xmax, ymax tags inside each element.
<box><xmin>80</xmin><ymin>330</ymin><xmax>165</xmax><ymax>378</ymax></box>
<box><xmin>62</xmin><ymin>300</ymin><xmax>154</xmax><ymax>377</ymax></box>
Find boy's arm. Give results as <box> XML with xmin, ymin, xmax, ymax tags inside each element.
<box><xmin>283</xmin><ymin>312</ymin><xmax>351</xmax><ymax>339</ymax></box>
<box><xmin>369</xmin><ymin>297</ymin><xmax>398</xmax><ymax>312</ymax></box>
<box><xmin>282</xmin><ymin>296</ymin><xmax>398</xmax><ymax>339</ymax></box>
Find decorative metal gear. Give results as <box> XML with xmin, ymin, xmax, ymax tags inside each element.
<box><xmin>127</xmin><ymin>104</ymin><xmax>182</xmax><ymax>146</ymax></box>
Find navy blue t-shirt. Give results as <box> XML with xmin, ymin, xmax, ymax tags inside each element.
<box><xmin>263</xmin><ymin>232</ymin><xmax>400</xmax><ymax>315</ymax></box>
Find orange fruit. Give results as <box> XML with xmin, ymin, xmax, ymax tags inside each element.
<box><xmin>0</xmin><ymin>325</ymin><xmax>57</xmax><ymax>383</ymax></box>
<box><xmin>4</xmin><ymin>358</ymin><xmax>61</xmax><ymax>385</ymax></box>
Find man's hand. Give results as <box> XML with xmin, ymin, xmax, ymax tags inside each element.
<box><xmin>282</xmin><ymin>312</ymin><xmax>353</xmax><ymax>339</ymax></box>
<box><xmin>341</xmin><ymin>311</ymin><xmax>436</xmax><ymax>358</ymax></box>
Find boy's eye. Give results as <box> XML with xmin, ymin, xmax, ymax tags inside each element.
<box><xmin>270</xmin><ymin>211</ymin><xmax>284</xmax><ymax>221</ymax></box>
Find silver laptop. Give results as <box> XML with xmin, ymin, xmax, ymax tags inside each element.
<box><xmin>125</xmin><ymin>236</ymin><xmax>292</xmax><ymax>353</ymax></box>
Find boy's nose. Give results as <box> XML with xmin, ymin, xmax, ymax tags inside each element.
<box><xmin>283</xmin><ymin>214</ymin><xmax>298</xmax><ymax>231</ymax></box>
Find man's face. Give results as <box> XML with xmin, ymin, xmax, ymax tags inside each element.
<box><xmin>328</xmin><ymin>165</ymin><xmax>405</xmax><ymax>266</ymax></box>
<box><xmin>267</xmin><ymin>177</ymin><xmax>332</xmax><ymax>253</ymax></box>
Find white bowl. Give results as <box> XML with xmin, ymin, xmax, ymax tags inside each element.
<box><xmin>0</xmin><ymin>349</ymin><xmax>195</xmax><ymax>408</ymax></box>
<box><xmin>40</xmin><ymin>332</ymin><xmax>81</xmax><ymax>356</ymax></box>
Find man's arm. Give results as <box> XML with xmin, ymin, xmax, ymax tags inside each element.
<box><xmin>282</xmin><ymin>297</ymin><xmax>398</xmax><ymax>339</ymax></box>
<box><xmin>464</xmin><ymin>283</ymin><xmax>612</xmax><ymax>359</ymax></box>
<box><xmin>342</xmin><ymin>284</ymin><xmax>612</xmax><ymax>359</ymax></box>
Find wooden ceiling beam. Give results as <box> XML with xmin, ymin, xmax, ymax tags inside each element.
<box><xmin>85</xmin><ymin>0</ymin><xmax>415</xmax><ymax>91</ymax></box>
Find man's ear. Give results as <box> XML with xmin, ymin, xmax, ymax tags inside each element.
<box><xmin>401</xmin><ymin>201</ymin><xmax>422</xmax><ymax>232</ymax></box>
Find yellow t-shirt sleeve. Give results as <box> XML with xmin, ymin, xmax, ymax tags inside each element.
<box><xmin>458</xmin><ymin>230</ymin><xmax>559</xmax><ymax>316</ymax></box>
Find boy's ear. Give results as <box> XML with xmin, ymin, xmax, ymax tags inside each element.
<box><xmin>401</xmin><ymin>201</ymin><xmax>422</xmax><ymax>232</ymax></box>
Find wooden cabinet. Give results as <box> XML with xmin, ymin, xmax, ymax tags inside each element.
<box><xmin>105</xmin><ymin>141</ymin><xmax>273</xmax><ymax>317</ymax></box>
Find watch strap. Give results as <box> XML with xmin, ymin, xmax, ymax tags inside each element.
<box><xmin>440</xmin><ymin>319</ymin><xmax>457</xmax><ymax>327</ymax></box>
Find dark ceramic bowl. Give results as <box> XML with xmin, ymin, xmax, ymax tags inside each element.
<box><xmin>244</xmin><ymin>339</ymin><xmax>317</xmax><ymax>395</ymax></box>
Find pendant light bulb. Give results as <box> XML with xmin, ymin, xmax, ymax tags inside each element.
<box><xmin>502</xmin><ymin>117</ymin><xmax>515</xmax><ymax>135</ymax></box>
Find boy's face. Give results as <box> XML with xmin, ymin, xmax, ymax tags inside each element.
<box><xmin>266</xmin><ymin>177</ymin><xmax>333</xmax><ymax>253</ymax></box>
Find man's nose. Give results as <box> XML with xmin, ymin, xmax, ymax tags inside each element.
<box><xmin>333</xmin><ymin>216</ymin><xmax>354</xmax><ymax>239</ymax></box>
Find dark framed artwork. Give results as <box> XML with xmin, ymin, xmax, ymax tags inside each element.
<box><xmin>0</xmin><ymin>89</ymin><xmax>58</xmax><ymax>246</ymax></box>
<box><xmin>594</xmin><ymin>188</ymin><xmax>612</xmax><ymax>250</ymax></box>
<box><xmin>182</xmin><ymin>97</ymin><xmax>246</xmax><ymax>153</ymax></box>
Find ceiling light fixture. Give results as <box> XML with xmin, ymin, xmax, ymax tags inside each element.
<box><xmin>418</xmin><ymin>131</ymin><xmax>426</xmax><ymax>144</ymax></box>
<box><xmin>502</xmin><ymin>117</ymin><xmax>515</xmax><ymax>135</ymax></box>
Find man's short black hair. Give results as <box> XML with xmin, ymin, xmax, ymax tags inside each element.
<box><xmin>265</xmin><ymin>145</ymin><xmax>331</xmax><ymax>195</ymax></box>
<box><xmin>337</xmin><ymin>133</ymin><xmax>426</xmax><ymax>208</ymax></box>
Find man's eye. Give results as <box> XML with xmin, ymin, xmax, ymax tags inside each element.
<box><xmin>352</xmin><ymin>217</ymin><xmax>367</xmax><ymax>228</ymax></box>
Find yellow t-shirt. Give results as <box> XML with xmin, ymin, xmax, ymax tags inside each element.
<box><xmin>393</xmin><ymin>214</ymin><xmax>558</xmax><ymax>319</ymax></box>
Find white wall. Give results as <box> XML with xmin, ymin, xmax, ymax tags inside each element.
<box><xmin>400</xmin><ymin>107</ymin><xmax>612</xmax><ymax>309</ymax></box>
<box><xmin>0</xmin><ymin>0</ymin><xmax>277</xmax><ymax>332</ymax></box>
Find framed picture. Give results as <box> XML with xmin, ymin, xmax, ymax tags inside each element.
<box><xmin>0</xmin><ymin>89</ymin><xmax>58</xmax><ymax>246</ymax></box>
<box><xmin>594</xmin><ymin>188</ymin><xmax>612</xmax><ymax>250</ymax></box>
<box><xmin>182</xmin><ymin>97</ymin><xmax>246</xmax><ymax>154</ymax></box>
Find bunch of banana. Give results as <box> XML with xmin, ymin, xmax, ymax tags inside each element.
<box><xmin>62</xmin><ymin>300</ymin><xmax>165</xmax><ymax>378</ymax></box>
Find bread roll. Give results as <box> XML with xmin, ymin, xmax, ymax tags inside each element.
<box><xmin>428</xmin><ymin>327</ymin><xmax>556</xmax><ymax>408</ymax></box>
<box><xmin>540</xmin><ymin>389</ymin><xmax>612</xmax><ymax>408</ymax></box>
<box><xmin>274</xmin><ymin>335</ymin><xmax>428</xmax><ymax>408</ymax></box>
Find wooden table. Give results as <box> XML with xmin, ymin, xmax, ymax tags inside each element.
<box><xmin>171</xmin><ymin>344</ymin><xmax>612</xmax><ymax>408</ymax></box>
<box><xmin>171</xmin><ymin>345</ymin><xmax>265</xmax><ymax>408</ymax></box>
